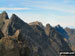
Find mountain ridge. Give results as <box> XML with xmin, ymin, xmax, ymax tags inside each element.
<box><xmin>0</xmin><ymin>11</ymin><xmax>73</xmax><ymax>56</ymax></box>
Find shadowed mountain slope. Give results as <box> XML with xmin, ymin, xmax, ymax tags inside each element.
<box><xmin>55</xmin><ymin>25</ymin><xmax>69</xmax><ymax>39</ymax></box>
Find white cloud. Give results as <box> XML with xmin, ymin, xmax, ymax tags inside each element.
<box><xmin>34</xmin><ymin>5</ymin><xmax>75</xmax><ymax>14</ymax></box>
<box><xmin>21</xmin><ymin>0</ymin><xmax>75</xmax><ymax>14</ymax></box>
<box><xmin>0</xmin><ymin>8</ymin><xmax>30</xmax><ymax>10</ymax></box>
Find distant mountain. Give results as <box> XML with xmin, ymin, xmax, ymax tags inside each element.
<box><xmin>65</xmin><ymin>27</ymin><xmax>75</xmax><ymax>35</ymax></box>
<box><xmin>65</xmin><ymin>27</ymin><xmax>75</xmax><ymax>51</ymax></box>
<box><xmin>0</xmin><ymin>11</ymin><xmax>72</xmax><ymax>56</ymax></box>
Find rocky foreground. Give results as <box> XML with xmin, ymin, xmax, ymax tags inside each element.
<box><xmin>0</xmin><ymin>11</ymin><xmax>73</xmax><ymax>56</ymax></box>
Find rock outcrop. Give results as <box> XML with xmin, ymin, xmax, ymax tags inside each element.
<box><xmin>0</xmin><ymin>11</ymin><xmax>9</xmax><ymax>35</ymax></box>
<box><xmin>0</xmin><ymin>30</ymin><xmax>20</xmax><ymax>56</ymax></box>
<box><xmin>0</xmin><ymin>11</ymin><xmax>9</xmax><ymax>20</ymax></box>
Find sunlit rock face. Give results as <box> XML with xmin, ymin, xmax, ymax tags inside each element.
<box><xmin>0</xmin><ymin>11</ymin><xmax>9</xmax><ymax>20</ymax></box>
<box><xmin>0</xmin><ymin>11</ymin><xmax>9</xmax><ymax>36</ymax></box>
<box><xmin>45</xmin><ymin>24</ymin><xmax>53</xmax><ymax>37</ymax></box>
<box><xmin>0</xmin><ymin>11</ymin><xmax>72</xmax><ymax>56</ymax></box>
<box><xmin>0</xmin><ymin>30</ymin><xmax>19</xmax><ymax>56</ymax></box>
<box><xmin>0</xmin><ymin>11</ymin><xmax>9</xmax><ymax>27</ymax></box>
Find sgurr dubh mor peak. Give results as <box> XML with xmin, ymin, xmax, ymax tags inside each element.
<box><xmin>0</xmin><ymin>11</ymin><xmax>73</xmax><ymax>56</ymax></box>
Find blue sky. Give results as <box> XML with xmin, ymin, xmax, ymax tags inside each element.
<box><xmin>0</xmin><ymin>0</ymin><xmax>75</xmax><ymax>28</ymax></box>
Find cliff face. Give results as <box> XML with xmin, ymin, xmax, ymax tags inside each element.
<box><xmin>0</xmin><ymin>11</ymin><xmax>72</xmax><ymax>56</ymax></box>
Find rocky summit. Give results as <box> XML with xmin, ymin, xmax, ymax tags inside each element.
<box><xmin>0</xmin><ymin>11</ymin><xmax>73</xmax><ymax>56</ymax></box>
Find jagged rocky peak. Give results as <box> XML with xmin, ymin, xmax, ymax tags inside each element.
<box><xmin>54</xmin><ymin>24</ymin><xmax>64</xmax><ymax>32</ymax></box>
<box><xmin>10</xmin><ymin>14</ymin><xmax>19</xmax><ymax>21</ymax></box>
<box><xmin>45</xmin><ymin>24</ymin><xmax>53</xmax><ymax>36</ymax></box>
<box><xmin>0</xmin><ymin>11</ymin><xmax>9</xmax><ymax>29</ymax></box>
<box><xmin>55</xmin><ymin>24</ymin><xmax>62</xmax><ymax>28</ymax></box>
<box><xmin>10</xmin><ymin>13</ymin><xmax>30</xmax><ymax>27</ymax></box>
<box><xmin>55</xmin><ymin>24</ymin><xmax>69</xmax><ymax>39</ymax></box>
<box><xmin>29</xmin><ymin>21</ymin><xmax>44</xmax><ymax>29</ymax></box>
<box><xmin>8</xmin><ymin>13</ymin><xmax>33</xmax><ymax>36</ymax></box>
<box><xmin>0</xmin><ymin>11</ymin><xmax>9</xmax><ymax>20</ymax></box>
<box><xmin>11</xmin><ymin>14</ymin><xmax>17</xmax><ymax>17</ymax></box>
<box><xmin>10</xmin><ymin>14</ymin><xmax>25</xmax><ymax>24</ymax></box>
<box><xmin>10</xmin><ymin>14</ymin><xmax>26</xmax><ymax>24</ymax></box>
<box><xmin>45</xmin><ymin>23</ymin><xmax>52</xmax><ymax>30</ymax></box>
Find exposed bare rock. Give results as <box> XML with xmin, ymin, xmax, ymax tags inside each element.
<box><xmin>0</xmin><ymin>30</ymin><xmax>20</xmax><ymax>56</ymax></box>
<box><xmin>45</xmin><ymin>24</ymin><xmax>53</xmax><ymax>37</ymax></box>
<box><xmin>1</xmin><ymin>19</ymin><xmax>10</xmax><ymax>36</ymax></box>
<box><xmin>0</xmin><ymin>11</ymin><xmax>9</xmax><ymax>20</ymax></box>
<box><xmin>0</xmin><ymin>11</ymin><xmax>9</xmax><ymax>34</ymax></box>
<box><xmin>0</xmin><ymin>30</ymin><xmax>4</xmax><ymax>39</ymax></box>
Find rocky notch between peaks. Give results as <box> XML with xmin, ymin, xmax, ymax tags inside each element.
<box><xmin>0</xmin><ymin>11</ymin><xmax>72</xmax><ymax>56</ymax></box>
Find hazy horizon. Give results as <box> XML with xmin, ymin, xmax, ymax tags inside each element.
<box><xmin>0</xmin><ymin>0</ymin><xmax>75</xmax><ymax>28</ymax></box>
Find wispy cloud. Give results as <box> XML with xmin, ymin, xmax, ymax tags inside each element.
<box><xmin>0</xmin><ymin>8</ymin><xmax>30</xmax><ymax>10</ymax></box>
<box><xmin>39</xmin><ymin>6</ymin><xmax>75</xmax><ymax>14</ymax></box>
<box><xmin>20</xmin><ymin>0</ymin><xmax>75</xmax><ymax>14</ymax></box>
<box><xmin>30</xmin><ymin>2</ymin><xmax>75</xmax><ymax>14</ymax></box>
<box><xmin>64</xmin><ymin>0</ymin><xmax>75</xmax><ymax>3</ymax></box>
